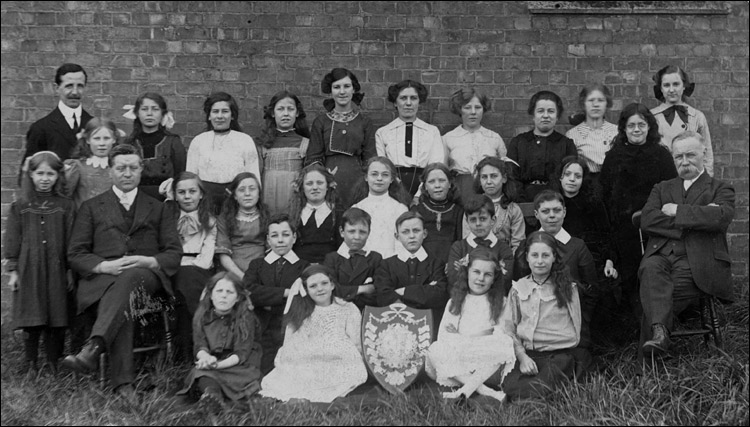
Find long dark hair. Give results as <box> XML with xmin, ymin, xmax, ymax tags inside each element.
<box><xmin>70</xmin><ymin>117</ymin><xmax>121</xmax><ymax>160</ymax></box>
<box><xmin>418</xmin><ymin>162</ymin><xmax>457</xmax><ymax>204</ymax></box>
<box><xmin>552</xmin><ymin>155</ymin><xmax>602</xmax><ymax>204</ymax></box>
<box><xmin>284</xmin><ymin>265</ymin><xmax>342</xmax><ymax>332</ymax></box>
<box><xmin>124</xmin><ymin>92</ymin><xmax>176</xmax><ymax>146</ymax></box>
<box><xmin>288</xmin><ymin>163</ymin><xmax>338</xmax><ymax>229</ymax></box>
<box><xmin>203</xmin><ymin>92</ymin><xmax>242</xmax><ymax>132</ymax></box>
<box><xmin>350</xmin><ymin>156</ymin><xmax>412</xmax><ymax>206</ymax></box>
<box><xmin>172</xmin><ymin>171</ymin><xmax>215</xmax><ymax>232</ymax></box>
<box><xmin>449</xmin><ymin>247</ymin><xmax>505</xmax><ymax>323</ymax></box>
<box><xmin>220</xmin><ymin>172</ymin><xmax>269</xmax><ymax>237</ymax></box>
<box><xmin>194</xmin><ymin>272</ymin><xmax>256</xmax><ymax>343</ymax></box>
<box><xmin>20</xmin><ymin>151</ymin><xmax>66</xmax><ymax>202</ymax></box>
<box><xmin>520</xmin><ymin>231</ymin><xmax>574</xmax><ymax>308</ymax></box>
<box><xmin>257</xmin><ymin>90</ymin><xmax>310</xmax><ymax>148</ymax></box>
<box><xmin>473</xmin><ymin>156</ymin><xmax>521</xmax><ymax>209</ymax></box>
<box><xmin>321</xmin><ymin>68</ymin><xmax>365</xmax><ymax>111</ymax></box>
<box><xmin>612</xmin><ymin>103</ymin><xmax>661</xmax><ymax>148</ymax></box>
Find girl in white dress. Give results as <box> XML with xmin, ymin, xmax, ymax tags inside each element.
<box><xmin>426</xmin><ymin>246</ymin><xmax>516</xmax><ymax>402</ymax></box>
<box><xmin>260</xmin><ymin>265</ymin><xmax>367</xmax><ymax>403</ymax></box>
<box><xmin>351</xmin><ymin>156</ymin><xmax>411</xmax><ymax>258</ymax></box>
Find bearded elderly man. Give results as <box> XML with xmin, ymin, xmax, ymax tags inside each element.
<box><xmin>637</xmin><ymin>131</ymin><xmax>735</xmax><ymax>357</ymax></box>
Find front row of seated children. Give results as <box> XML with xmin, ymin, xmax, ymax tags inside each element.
<box><xmin>176</xmin><ymin>206</ymin><xmax>591</xmax><ymax>406</ymax></box>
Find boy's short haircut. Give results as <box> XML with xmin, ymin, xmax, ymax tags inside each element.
<box><xmin>268</xmin><ymin>212</ymin><xmax>296</xmax><ymax>234</ymax></box>
<box><xmin>463</xmin><ymin>195</ymin><xmax>496</xmax><ymax>217</ymax></box>
<box><xmin>395</xmin><ymin>210</ymin><xmax>424</xmax><ymax>230</ymax></box>
<box><xmin>533</xmin><ymin>190</ymin><xmax>565</xmax><ymax>211</ymax></box>
<box><xmin>341</xmin><ymin>207</ymin><xmax>371</xmax><ymax>230</ymax></box>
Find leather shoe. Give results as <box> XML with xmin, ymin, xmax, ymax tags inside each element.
<box><xmin>642</xmin><ymin>323</ymin><xmax>670</xmax><ymax>356</ymax></box>
<box><xmin>61</xmin><ymin>338</ymin><xmax>104</xmax><ymax>373</ymax></box>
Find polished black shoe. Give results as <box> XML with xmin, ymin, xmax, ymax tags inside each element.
<box><xmin>61</xmin><ymin>338</ymin><xmax>103</xmax><ymax>373</ymax></box>
<box><xmin>642</xmin><ymin>323</ymin><xmax>670</xmax><ymax>357</ymax></box>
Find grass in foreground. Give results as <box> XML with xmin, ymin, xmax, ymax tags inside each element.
<box><xmin>2</xmin><ymin>289</ymin><xmax>748</xmax><ymax>426</ymax></box>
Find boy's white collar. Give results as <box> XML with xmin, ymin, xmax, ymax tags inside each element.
<box><xmin>264</xmin><ymin>250</ymin><xmax>300</xmax><ymax>265</ymax></box>
<box><xmin>336</xmin><ymin>242</ymin><xmax>370</xmax><ymax>259</ymax></box>
<box><xmin>395</xmin><ymin>243</ymin><xmax>428</xmax><ymax>262</ymax></box>
<box><xmin>466</xmin><ymin>231</ymin><xmax>499</xmax><ymax>248</ymax></box>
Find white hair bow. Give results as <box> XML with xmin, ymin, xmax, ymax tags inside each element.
<box><xmin>122</xmin><ymin>104</ymin><xmax>176</xmax><ymax>130</ymax></box>
<box><xmin>283</xmin><ymin>278</ymin><xmax>306</xmax><ymax>315</ymax></box>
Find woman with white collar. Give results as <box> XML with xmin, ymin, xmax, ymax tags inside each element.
<box><xmin>376</xmin><ymin>79</ymin><xmax>445</xmax><ymax>197</ymax></box>
<box><xmin>290</xmin><ymin>164</ymin><xmax>341</xmax><ymax>264</ymax></box>
<box><xmin>650</xmin><ymin>65</ymin><xmax>714</xmax><ymax>175</ymax></box>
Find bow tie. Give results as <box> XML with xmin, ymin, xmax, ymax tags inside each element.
<box><xmin>349</xmin><ymin>249</ymin><xmax>366</xmax><ymax>257</ymax></box>
<box><xmin>663</xmin><ymin>105</ymin><xmax>688</xmax><ymax>126</ymax></box>
<box><xmin>474</xmin><ymin>237</ymin><xmax>492</xmax><ymax>247</ymax></box>
<box><xmin>177</xmin><ymin>215</ymin><xmax>201</xmax><ymax>238</ymax></box>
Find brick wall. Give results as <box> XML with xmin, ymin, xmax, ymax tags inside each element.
<box><xmin>1</xmin><ymin>1</ymin><xmax>748</xmax><ymax>322</ymax></box>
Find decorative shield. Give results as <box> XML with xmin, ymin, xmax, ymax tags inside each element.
<box><xmin>361</xmin><ymin>302</ymin><xmax>433</xmax><ymax>395</ymax></box>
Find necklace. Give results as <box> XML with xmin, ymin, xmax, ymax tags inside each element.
<box><xmin>420</xmin><ymin>198</ymin><xmax>455</xmax><ymax>231</ymax></box>
<box><xmin>531</xmin><ymin>274</ymin><xmax>549</xmax><ymax>286</ymax></box>
<box><xmin>236</xmin><ymin>208</ymin><xmax>260</xmax><ymax>223</ymax></box>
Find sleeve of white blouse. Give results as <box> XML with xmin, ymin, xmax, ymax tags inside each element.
<box><xmin>193</xmin><ymin>220</ymin><xmax>217</xmax><ymax>270</ymax></box>
<box><xmin>428</xmin><ymin>127</ymin><xmax>447</xmax><ymax>165</ymax></box>
<box><xmin>696</xmin><ymin>111</ymin><xmax>714</xmax><ymax>176</ymax></box>
<box><xmin>496</xmin><ymin>134</ymin><xmax>508</xmax><ymax>159</ymax></box>
<box><xmin>500</xmin><ymin>287</ymin><xmax>525</xmax><ymax>354</ymax></box>
<box><xmin>244</xmin><ymin>136</ymin><xmax>262</xmax><ymax>185</ymax></box>
<box><xmin>344</xmin><ymin>303</ymin><xmax>363</xmax><ymax>354</ymax></box>
<box><xmin>509</xmin><ymin>203</ymin><xmax>526</xmax><ymax>254</ymax></box>
<box><xmin>436</xmin><ymin>300</ymin><xmax>458</xmax><ymax>342</ymax></box>
<box><xmin>375</xmin><ymin>127</ymin><xmax>386</xmax><ymax>158</ymax></box>
<box><xmin>186</xmin><ymin>136</ymin><xmax>199</xmax><ymax>174</ymax></box>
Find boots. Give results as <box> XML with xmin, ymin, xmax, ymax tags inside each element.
<box><xmin>642</xmin><ymin>323</ymin><xmax>670</xmax><ymax>357</ymax></box>
<box><xmin>61</xmin><ymin>336</ymin><xmax>104</xmax><ymax>373</ymax></box>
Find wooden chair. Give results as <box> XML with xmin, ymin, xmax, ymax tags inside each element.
<box><xmin>98</xmin><ymin>292</ymin><xmax>177</xmax><ymax>386</ymax></box>
<box><xmin>631</xmin><ymin>210</ymin><xmax>723</xmax><ymax>349</ymax></box>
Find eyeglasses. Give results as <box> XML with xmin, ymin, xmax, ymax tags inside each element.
<box><xmin>626</xmin><ymin>123</ymin><xmax>648</xmax><ymax>131</ymax></box>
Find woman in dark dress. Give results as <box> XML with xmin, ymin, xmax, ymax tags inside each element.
<box><xmin>507</xmin><ymin>91</ymin><xmax>577</xmax><ymax>202</ymax></box>
<box><xmin>306</xmin><ymin>68</ymin><xmax>376</xmax><ymax>209</ymax></box>
<box><xmin>599</xmin><ymin>103</ymin><xmax>677</xmax><ymax>318</ymax></box>
<box><xmin>290</xmin><ymin>163</ymin><xmax>341</xmax><ymax>264</ymax></box>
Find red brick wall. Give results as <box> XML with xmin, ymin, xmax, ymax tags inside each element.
<box><xmin>1</xmin><ymin>1</ymin><xmax>748</xmax><ymax>321</ymax></box>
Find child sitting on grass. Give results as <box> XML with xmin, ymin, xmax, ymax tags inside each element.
<box><xmin>177</xmin><ymin>272</ymin><xmax>262</xmax><ymax>409</ymax></box>
<box><xmin>501</xmin><ymin>231</ymin><xmax>593</xmax><ymax>400</ymax></box>
<box><xmin>426</xmin><ymin>247</ymin><xmax>515</xmax><ymax>402</ymax></box>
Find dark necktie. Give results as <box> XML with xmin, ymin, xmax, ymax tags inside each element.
<box><xmin>275</xmin><ymin>258</ymin><xmax>286</xmax><ymax>281</ymax></box>
<box><xmin>474</xmin><ymin>237</ymin><xmax>491</xmax><ymax>248</ymax></box>
<box><xmin>349</xmin><ymin>249</ymin><xmax>366</xmax><ymax>257</ymax></box>
<box><xmin>663</xmin><ymin>105</ymin><xmax>688</xmax><ymax>126</ymax></box>
<box><xmin>72</xmin><ymin>114</ymin><xmax>78</xmax><ymax>132</ymax></box>
<box><xmin>405</xmin><ymin>122</ymin><xmax>413</xmax><ymax>157</ymax></box>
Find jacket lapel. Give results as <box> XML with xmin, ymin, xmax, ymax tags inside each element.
<box><xmin>129</xmin><ymin>191</ymin><xmax>154</xmax><ymax>234</ymax></box>
<box><xmin>49</xmin><ymin>107</ymin><xmax>77</xmax><ymax>140</ymax></box>
<box><xmin>685</xmin><ymin>172</ymin><xmax>710</xmax><ymax>205</ymax></box>
<box><xmin>670</xmin><ymin>178</ymin><xmax>685</xmax><ymax>204</ymax></box>
<box><xmin>99</xmin><ymin>190</ymin><xmax>128</xmax><ymax>233</ymax></box>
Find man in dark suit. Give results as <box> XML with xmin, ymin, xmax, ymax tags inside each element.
<box><xmin>21</xmin><ymin>63</ymin><xmax>93</xmax><ymax>169</ymax></box>
<box><xmin>638</xmin><ymin>131</ymin><xmax>735</xmax><ymax>357</ymax></box>
<box><xmin>63</xmin><ymin>144</ymin><xmax>182</xmax><ymax>396</ymax></box>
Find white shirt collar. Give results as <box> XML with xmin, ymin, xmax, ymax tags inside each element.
<box><xmin>541</xmin><ymin>227</ymin><xmax>571</xmax><ymax>245</ymax></box>
<box><xmin>264</xmin><ymin>250</ymin><xmax>300</xmax><ymax>265</ymax></box>
<box><xmin>367</xmin><ymin>192</ymin><xmax>392</xmax><ymax>200</ymax></box>
<box><xmin>58</xmin><ymin>101</ymin><xmax>82</xmax><ymax>124</ymax></box>
<box><xmin>86</xmin><ymin>156</ymin><xmax>109</xmax><ymax>169</ymax></box>
<box><xmin>336</xmin><ymin>242</ymin><xmax>370</xmax><ymax>259</ymax></box>
<box><xmin>395</xmin><ymin>242</ymin><xmax>428</xmax><ymax>262</ymax></box>
<box><xmin>300</xmin><ymin>202</ymin><xmax>332</xmax><ymax>227</ymax></box>
<box><xmin>466</xmin><ymin>231</ymin><xmax>498</xmax><ymax>248</ymax></box>
<box><xmin>112</xmin><ymin>186</ymin><xmax>138</xmax><ymax>204</ymax></box>
<box><xmin>392</xmin><ymin>117</ymin><xmax>429</xmax><ymax>131</ymax></box>
<box><xmin>684</xmin><ymin>169</ymin><xmax>705</xmax><ymax>191</ymax></box>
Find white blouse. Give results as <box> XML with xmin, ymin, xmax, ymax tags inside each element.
<box><xmin>443</xmin><ymin>125</ymin><xmax>507</xmax><ymax>174</ymax></box>
<box><xmin>352</xmin><ymin>193</ymin><xmax>408</xmax><ymax>258</ymax></box>
<box><xmin>375</xmin><ymin>118</ymin><xmax>445</xmax><ymax>168</ymax></box>
<box><xmin>186</xmin><ymin>130</ymin><xmax>262</xmax><ymax>184</ymax></box>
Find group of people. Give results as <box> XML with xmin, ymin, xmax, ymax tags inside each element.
<box><xmin>4</xmin><ymin>62</ymin><xmax>735</xmax><ymax>406</ymax></box>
